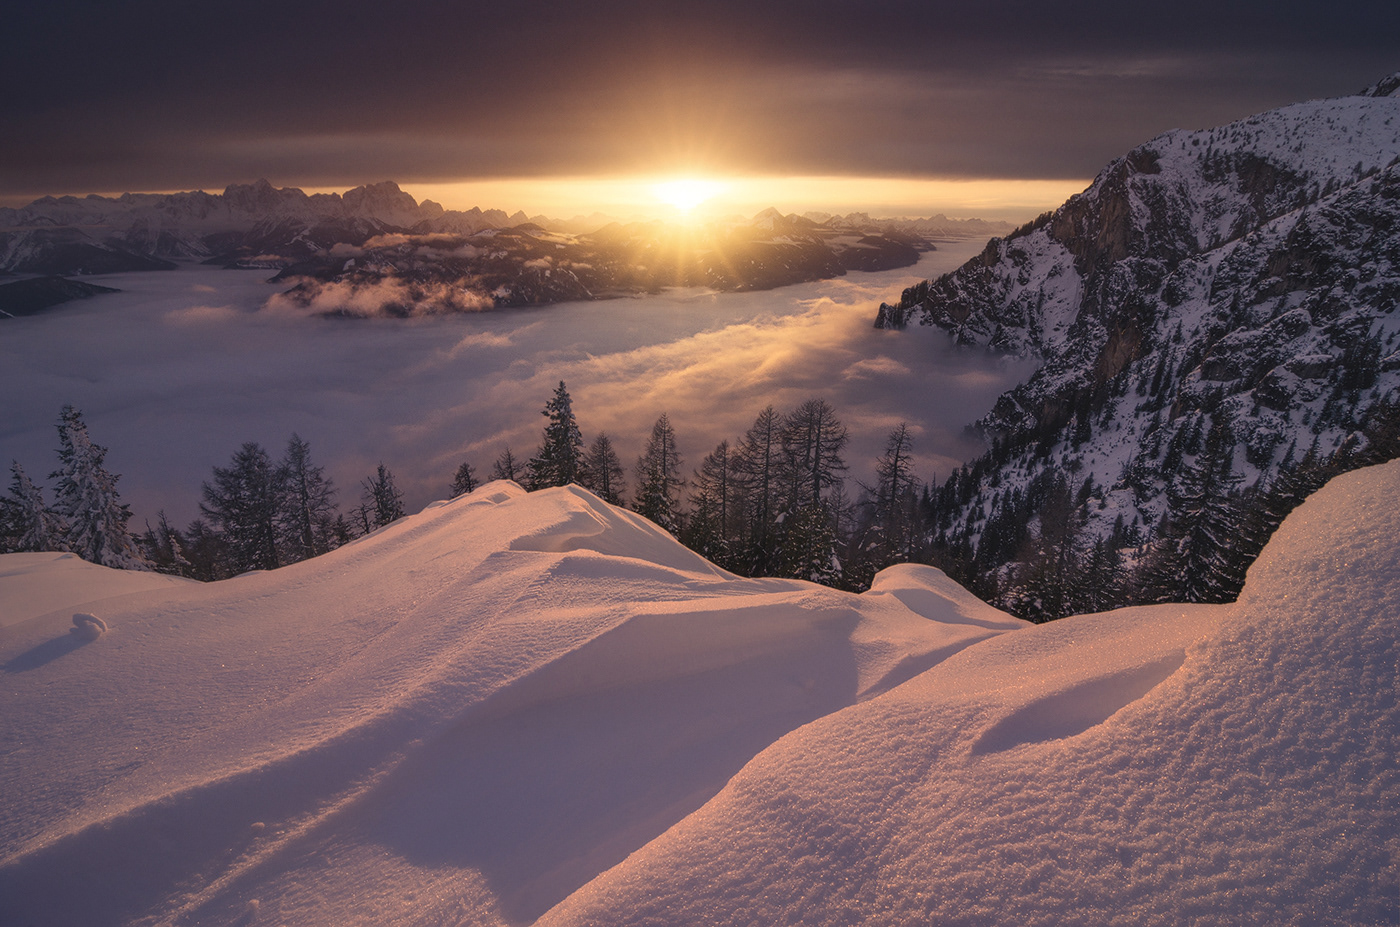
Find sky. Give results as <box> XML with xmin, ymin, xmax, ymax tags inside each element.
<box><xmin>3</xmin><ymin>1</ymin><xmax>1398</xmax><ymax>219</ymax></box>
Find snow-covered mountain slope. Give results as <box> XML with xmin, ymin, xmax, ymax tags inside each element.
<box><xmin>0</xmin><ymin>180</ymin><xmax>489</xmax><ymax>273</ymax></box>
<box><xmin>540</xmin><ymin>459</ymin><xmax>1400</xmax><ymax>927</ymax></box>
<box><xmin>876</xmin><ymin>74</ymin><xmax>1400</xmax><ymax>615</ymax></box>
<box><xmin>2</xmin><ymin>465</ymin><xmax>1396</xmax><ymax>926</ymax></box>
<box><xmin>0</xmin><ymin>481</ymin><xmax>1025</xmax><ymax>926</ymax></box>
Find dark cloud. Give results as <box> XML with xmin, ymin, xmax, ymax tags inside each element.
<box><xmin>2</xmin><ymin>1</ymin><xmax>1398</xmax><ymax>200</ymax></box>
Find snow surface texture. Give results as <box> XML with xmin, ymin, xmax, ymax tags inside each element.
<box><xmin>544</xmin><ymin>461</ymin><xmax>1400</xmax><ymax>927</ymax></box>
<box><xmin>1</xmin><ymin>465</ymin><xmax>1394</xmax><ymax>926</ymax></box>
<box><xmin>0</xmin><ymin>481</ymin><xmax>1025</xmax><ymax>926</ymax></box>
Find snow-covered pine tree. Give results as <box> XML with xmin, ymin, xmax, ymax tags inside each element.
<box><xmin>527</xmin><ymin>381</ymin><xmax>585</xmax><ymax>490</ymax></box>
<box><xmin>140</xmin><ymin>511</ymin><xmax>193</xmax><ymax>577</ymax></box>
<box><xmin>633</xmin><ymin>413</ymin><xmax>684</xmax><ymax>531</ymax></box>
<box><xmin>8</xmin><ymin>460</ymin><xmax>68</xmax><ymax>552</ymax></box>
<box><xmin>49</xmin><ymin>406</ymin><xmax>150</xmax><ymax>569</ymax></box>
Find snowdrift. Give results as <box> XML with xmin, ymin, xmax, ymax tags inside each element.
<box><xmin>543</xmin><ymin>461</ymin><xmax>1400</xmax><ymax>927</ymax></box>
<box><xmin>0</xmin><ymin>481</ymin><xmax>1023</xmax><ymax>926</ymax></box>
<box><xmin>1</xmin><ymin>464</ymin><xmax>1395</xmax><ymax>926</ymax></box>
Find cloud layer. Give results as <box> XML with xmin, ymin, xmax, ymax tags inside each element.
<box><xmin>0</xmin><ymin>242</ymin><xmax>1034</xmax><ymax>527</ymax></box>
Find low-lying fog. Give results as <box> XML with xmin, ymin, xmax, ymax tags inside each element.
<box><xmin>1</xmin><ymin>239</ymin><xmax>1036</xmax><ymax>528</ymax></box>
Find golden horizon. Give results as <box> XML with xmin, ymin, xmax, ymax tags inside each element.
<box><xmin>1</xmin><ymin>174</ymin><xmax>1091</xmax><ymax>226</ymax></box>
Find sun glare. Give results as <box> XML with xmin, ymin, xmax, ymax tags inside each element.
<box><xmin>651</xmin><ymin>178</ymin><xmax>726</xmax><ymax>214</ymax></box>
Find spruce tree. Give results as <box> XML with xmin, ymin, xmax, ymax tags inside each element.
<box><xmin>633</xmin><ymin>413</ymin><xmax>684</xmax><ymax>531</ymax></box>
<box><xmin>50</xmin><ymin>406</ymin><xmax>150</xmax><ymax>569</ymax></box>
<box><xmin>141</xmin><ymin>511</ymin><xmax>193</xmax><ymax>577</ymax></box>
<box><xmin>201</xmin><ymin>442</ymin><xmax>284</xmax><ymax>573</ymax></box>
<box><xmin>527</xmin><ymin>381</ymin><xmax>585</xmax><ymax>489</ymax></box>
<box><xmin>8</xmin><ymin>460</ymin><xmax>68</xmax><ymax>553</ymax></box>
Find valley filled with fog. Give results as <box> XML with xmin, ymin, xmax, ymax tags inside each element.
<box><xmin>1</xmin><ymin>239</ymin><xmax>1034</xmax><ymax>526</ymax></box>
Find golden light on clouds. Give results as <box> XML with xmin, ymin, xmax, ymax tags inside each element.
<box><xmin>395</xmin><ymin>175</ymin><xmax>1090</xmax><ymax>224</ymax></box>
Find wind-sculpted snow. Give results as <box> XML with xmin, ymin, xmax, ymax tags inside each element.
<box><xmin>3</xmin><ymin>468</ymin><xmax>1394</xmax><ymax>925</ymax></box>
<box><xmin>540</xmin><ymin>460</ymin><xmax>1400</xmax><ymax>927</ymax></box>
<box><xmin>0</xmin><ymin>481</ymin><xmax>1024</xmax><ymax>926</ymax></box>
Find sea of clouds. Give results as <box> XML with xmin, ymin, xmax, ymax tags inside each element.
<box><xmin>1</xmin><ymin>240</ymin><xmax>1035</xmax><ymax>528</ymax></box>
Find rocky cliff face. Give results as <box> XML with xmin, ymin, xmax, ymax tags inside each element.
<box><xmin>879</xmin><ymin>75</ymin><xmax>1400</xmax><ymax>618</ymax></box>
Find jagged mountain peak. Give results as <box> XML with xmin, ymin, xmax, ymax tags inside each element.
<box><xmin>878</xmin><ymin>78</ymin><xmax>1400</xmax><ymax>620</ymax></box>
<box><xmin>1359</xmin><ymin>71</ymin><xmax>1400</xmax><ymax>98</ymax></box>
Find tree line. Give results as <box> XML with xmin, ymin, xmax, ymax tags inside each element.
<box><xmin>13</xmin><ymin>386</ymin><xmax>1387</xmax><ymax>617</ymax></box>
<box><xmin>1</xmin><ymin>389</ymin><xmax>928</xmax><ymax>591</ymax></box>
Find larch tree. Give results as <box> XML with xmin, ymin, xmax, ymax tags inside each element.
<box><xmin>50</xmin><ymin>405</ymin><xmax>150</xmax><ymax>569</ymax></box>
<box><xmin>362</xmin><ymin>463</ymin><xmax>406</xmax><ymax>528</ymax></box>
<box><xmin>581</xmin><ymin>432</ymin><xmax>627</xmax><ymax>505</ymax></box>
<box><xmin>684</xmin><ymin>440</ymin><xmax>741</xmax><ymax>568</ymax></box>
<box><xmin>733</xmin><ymin>405</ymin><xmax>783</xmax><ymax>572</ymax></box>
<box><xmin>278</xmin><ymin>433</ymin><xmax>338</xmax><ymax>562</ymax></box>
<box><xmin>490</xmin><ymin>447</ymin><xmax>523</xmax><ymax>483</ymax></box>
<box><xmin>450</xmin><ymin>460</ymin><xmax>479</xmax><ymax>497</ymax></box>
<box><xmin>864</xmin><ymin>422</ymin><xmax>921</xmax><ymax>568</ymax></box>
<box><xmin>773</xmin><ymin>399</ymin><xmax>848</xmax><ymax>581</ymax></box>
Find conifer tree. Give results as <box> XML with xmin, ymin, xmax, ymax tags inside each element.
<box><xmin>181</xmin><ymin>517</ymin><xmax>233</xmax><ymax>581</ymax></box>
<box><xmin>527</xmin><ymin>381</ymin><xmax>585</xmax><ymax>489</ymax></box>
<box><xmin>50</xmin><ymin>405</ymin><xmax>150</xmax><ymax>569</ymax></box>
<box><xmin>734</xmin><ymin>406</ymin><xmax>783</xmax><ymax>572</ymax></box>
<box><xmin>141</xmin><ymin>511</ymin><xmax>193</xmax><ymax>577</ymax></box>
<box><xmin>202</xmin><ymin>441</ymin><xmax>284</xmax><ymax>573</ymax></box>
<box><xmin>491</xmin><ymin>447</ymin><xmax>523</xmax><ymax>483</ymax></box>
<box><xmin>633</xmin><ymin>413</ymin><xmax>684</xmax><ymax>531</ymax></box>
<box><xmin>278</xmin><ymin>433</ymin><xmax>338</xmax><ymax>562</ymax></box>
<box><xmin>773</xmin><ymin>399</ymin><xmax>848</xmax><ymax>583</ymax></box>
<box><xmin>684</xmin><ymin>440</ymin><xmax>741</xmax><ymax>567</ymax></box>
<box><xmin>581</xmin><ymin>432</ymin><xmax>626</xmax><ymax>505</ymax></box>
<box><xmin>362</xmin><ymin>463</ymin><xmax>405</xmax><ymax>528</ymax></box>
<box><xmin>865</xmin><ymin>422</ymin><xmax>921</xmax><ymax>567</ymax></box>
<box><xmin>780</xmin><ymin>398</ymin><xmax>849</xmax><ymax>513</ymax></box>
<box><xmin>8</xmin><ymin>460</ymin><xmax>68</xmax><ymax>553</ymax></box>
<box><xmin>451</xmin><ymin>460</ymin><xmax>479</xmax><ymax>497</ymax></box>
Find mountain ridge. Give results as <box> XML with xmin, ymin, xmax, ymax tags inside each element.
<box><xmin>875</xmin><ymin>73</ymin><xmax>1400</xmax><ymax>617</ymax></box>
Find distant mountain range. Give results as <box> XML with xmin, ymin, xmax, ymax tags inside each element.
<box><xmin>0</xmin><ymin>180</ymin><xmax>1011</xmax><ymax>317</ymax></box>
<box><xmin>876</xmin><ymin>72</ymin><xmax>1400</xmax><ymax>617</ymax></box>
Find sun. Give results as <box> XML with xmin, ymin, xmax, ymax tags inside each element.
<box><xmin>651</xmin><ymin>177</ymin><xmax>726</xmax><ymax>214</ymax></box>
